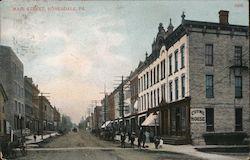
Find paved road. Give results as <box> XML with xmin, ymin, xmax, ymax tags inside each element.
<box><xmin>16</xmin><ymin>131</ymin><xmax>203</xmax><ymax>160</ymax></box>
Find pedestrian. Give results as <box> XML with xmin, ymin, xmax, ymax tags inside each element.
<box><xmin>130</xmin><ymin>132</ymin><xmax>135</xmax><ymax>148</ymax></box>
<box><xmin>120</xmin><ymin>132</ymin><xmax>126</xmax><ymax>148</ymax></box>
<box><xmin>142</xmin><ymin>131</ymin><xmax>146</xmax><ymax>148</ymax></box>
<box><xmin>33</xmin><ymin>134</ymin><xmax>37</xmax><ymax>143</ymax></box>
<box><xmin>138</xmin><ymin>128</ymin><xmax>143</xmax><ymax>148</ymax></box>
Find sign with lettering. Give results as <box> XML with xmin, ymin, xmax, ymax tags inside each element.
<box><xmin>190</xmin><ymin>108</ymin><xmax>206</xmax><ymax>123</ymax></box>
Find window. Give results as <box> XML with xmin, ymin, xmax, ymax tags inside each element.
<box><xmin>174</xmin><ymin>50</ymin><xmax>178</xmax><ymax>72</ymax></box>
<box><xmin>157</xmin><ymin>88</ymin><xmax>160</xmax><ymax>105</ymax></box>
<box><xmin>150</xmin><ymin>91</ymin><xmax>153</xmax><ymax>108</ymax></box>
<box><xmin>205</xmin><ymin>44</ymin><xmax>213</xmax><ymax>66</ymax></box>
<box><xmin>181</xmin><ymin>75</ymin><xmax>185</xmax><ymax>98</ymax></box>
<box><xmin>144</xmin><ymin>94</ymin><xmax>146</xmax><ymax>110</ymax></box>
<box><xmin>169</xmin><ymin>81</ymin><xmax>173</xmax><ymax>101</ymax></box>
<box><xmin>235</xmin><ymin>76</ymin><xmax>242</xmax><ymax>98</ymax></box>
<box><xmin>147</xmin><ymin>93</ymin><xmax>149</xmax><ymax>109</ymax></box>
<box><xmin>146</xmin><ymin>72</ymin><xmax>149</xmax><ymax>89</ymax></box>
<box><xmin>169</xmin><ymin>55</ymin><xmax>172</xmax><ymax>75</ymax></box>
<box><xmin>15</xmin><ymin>101</ymin><xmax>18</xmax><ymax>113</ymax></box>
<box><xmin>206</xmin><ymin>108</ymin><xmax>214</xmax><ymax>132</ymax></box>
<box><xmin>235</xmin><ymin>108</ymin><xmax>242</xmax><ymax>131</ymax></box>
<box><xmin>153</xmin><ymin>67</ymin><xmax>156</xmax><ymax>84</ymax></box>
<box><xmin>150</xmin><ymin>70</ymin><xmax>153</xmax><ymax>86</ymax></box>
<box><xmin>154</xmin><ymin>90</ymin><xmax>156</xmax><ymax>107</ymax></box>
<box><xmin>163</xmin><ymin>59</ymin><xmax>166</xmax><ymax>79</ymax></box>
<box><xmin>157</xmin><ymin>64</ymin><xmax>159</xmax><ymax>82</ymax></box>
<box><xmin>161</xmin><ymin>60</ymin><xmax>166</xmax><ymax>80</ymax></box>
<box><xmin>234</xmin><ymin>46</ymin><xmax>242</xmax><ymax>66</ymax></box>
<box><xmin>143</xmin><ymin>74</ymin><xmax>146</xmax><ymax>90</ymax></box>
<box><xmin>181</xmin><ymin>45</ymin><xmax>185</xmax><ymax>68</ymax></box>
<box><xmin>138</xmin><ymin>78</ymin><xmax>140</xmax><ymax>93</ymax></box>
<box><xmin>18</xmin><ymin>102</ymin><xmax>21</xmax><ymax>114</ymax></box>
<box><xmin>206</xmin><ymin>75</ymin><xmax>214</xmax><ymax>98</ymax></box>
<box><xmin>175</xmin><ymin>78</ymin><xmax>179</xmax><ymax>100</ymax></box>
<box><xmin>161</xmin><ymin>83</ymin><xmax>165</xmax><ymax>101</ymax></box>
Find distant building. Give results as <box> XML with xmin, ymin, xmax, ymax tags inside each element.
<box><xmin>0</xmin><ymin>45</ymin><xmax>25</xmax><ymax>135</ymax></box>
<box><xmin>53</xmin><ymin>107</ymin><xmax>60</xmax><ymax>131</ymax></box>
<box><xmin>93</xmin><ymin>106</ymin><xmax>103</xmax><ymax>130</ymax></box>
<box><xmin>32</xmin><ymin>83</ymin><xmax>40</xmax><ymax>133</ymax></box>
<box><xmin>24</xmin><ymin>76</ymin><xmax>33</xmax><ymax>132</ymax></box>
<box><xmin>38</xmin><ymin>96</ymin><xmax>51</xmax><ymax>133</ymax></box>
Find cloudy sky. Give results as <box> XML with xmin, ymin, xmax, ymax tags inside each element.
<box><xmin>0</xmin><ymin>0</ymin><xmax>248</xmax><ymax>123</ymax></box>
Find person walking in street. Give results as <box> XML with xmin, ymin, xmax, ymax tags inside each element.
<box><xmin>120</xmin><ymin>132</ymin><xmax>126</xmax><ymax>148</ymax></box>
<box><xmin>142</xmin><ymin>130</ymin><xmax>146</xmax><ymax>148</ymax></box>
<box><xmin>130</xmin><ymin>132</ymin><xmax>135</xmax><ymax>148</ymax></box>
<box><xmin>33</xmin><ymin>134</ymin><xmax>37</xmax><ymax>143</ymax></box>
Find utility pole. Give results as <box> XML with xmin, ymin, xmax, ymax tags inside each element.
<box><xmin>120</xmin><ymin>76</ymin><xmax>125</xmax><ymax>132</ymax></box>
<box><xmin>100</xmin><ymin>84</ymin><xmax>108</xmax><ymax>128</ymax></box>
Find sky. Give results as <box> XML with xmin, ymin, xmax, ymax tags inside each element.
<box><xmin>0</xmin><ymin>0</ymin><xmax>248</xmax><ymax>123</ymax></box>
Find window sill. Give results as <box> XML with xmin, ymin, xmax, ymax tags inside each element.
<box><xmin>205</xmin><ymin>64</ymin><xmax>214</xmax><ymax>67</ymax></box>
<box><xmin>235</xmin><ymin>96</ymin><xmax>243</xmax><ymax>99</ymax></box>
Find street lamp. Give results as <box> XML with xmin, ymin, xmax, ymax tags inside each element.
<box><xmin>153</xmin><ymin>111</ymin><xmax>158</xmax><ymax>137</ymax></box>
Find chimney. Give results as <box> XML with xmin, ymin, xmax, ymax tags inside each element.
<box><xmin>219</xmin><ymin>10</ymin><xmax>229</xmax><ymax>24</ymax></box>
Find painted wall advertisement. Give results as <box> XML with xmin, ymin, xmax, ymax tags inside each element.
<box><xmin>190</xmin><ymin>108</ymin><xmax>206</xmax><ymax>123</ymax></box>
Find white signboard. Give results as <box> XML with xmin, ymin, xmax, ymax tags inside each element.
<box><xmin>190</xmin><ymin>108</ymin><xmax>206</xmax><ymax>123</ymax></box>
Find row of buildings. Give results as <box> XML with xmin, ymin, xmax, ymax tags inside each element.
<box><xmin>0</xmin><ymin>45</ymin><xmax>61</xmax><ymax>142</ymax></box>
<box><xmin>88</xmin><ymin>10</ymin><xmax>249</xmax><ymax>145</ymax></box>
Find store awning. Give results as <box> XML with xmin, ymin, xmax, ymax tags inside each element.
<box><xmin>101</xmin><ymin>120</ymin><xmax>112</xmax><ymax>128</ymax></box>
<box><xmin>141</xmin><ymin>113</ymin><xmax>159</xmax><ymax>126</ymax></box>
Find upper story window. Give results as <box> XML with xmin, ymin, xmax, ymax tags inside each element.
<box><xmin>234</xmin><ymin>46</ymin><xmax>242</xmax><ymax>66</ymax></box>
<box><xmin>169</xmin><ymin>55</ymin><xmax>172</xmax><ymax>75</ymax></box>
<box><xmin>235</xmin><ymin>76</ymin><xmax>242</xmax><ymax>98</ymax></box>
<box><xmin>143</xmin><ymin>74</ymin><xmax>146</xmax><ymax>90</ymax></box>
<box><xmin>205</xmin><ymin>44</ymin><xmax>213</xmax><ymax>66</ymax></box>
<box><xmin>181</xmin><ymin>45</ymin><xmax>185</xmax><ymax>68</ymax></box>
<box><xmin>150</xmin><ymin>70</ymin><xmax>153</xmax><ymax>86</ymax></box>
<box><xmin>138</xmin><ymin>78</ymin><xmax>140</xmax><ymax>93</ymax></box>
<box><xmin>153</xmin><ymin>67</ymin><xmax>156</xmax><ymax>84</ymax></box>
<box><xmin>157</xmin><ymin>64</ymin><xmax>159</xmax><ymax>83</ymax></box>
<box><xmin>157</xmin><ymin>88</ymin><xmax>160</xmax><ymax>105</ymax></box>
<box><xmin>174</xmin><ymin>50</ymin><xmax>178</xmax><ymax>72</ymax></box>
<box><xmin>181</xmin><ymin>75</ymin><xmax>185</xmax><ymax>98</ymax></box>
<box><xmin>175</xmin><ymin>78</ymin><xmax>179</xmax><ymax>100</ymax></box>
<box><xmin>146</xmin><ymin>72</ymin><xmax>149</xmax><ymax>89</ymax></box>
<box><xmin>169</xmin><ymin>81</ymin><xmax>173</xmax><ymax>102</ymax></box>
<box><xmin>161</xmin><ymin>59</ymin><xmax>166</xmax><ymax>80</ymax></box>
<box><xmin>206</xmin><ymin>75</ymin><xmax>214</xmax><ymax>98</ymax></box>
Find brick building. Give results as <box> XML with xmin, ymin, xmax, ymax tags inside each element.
<box><xmin>0</xmin><ymin>45</ymin><xmax>25</xmax><ymax>135</ymax></box>
<box><xmin>0</xmin><ymin>82</ymin><xmax>7</xmax><ymax>137</ymax></box>
<box><xmin>137</xmin><ymin>10</ymin><xmax>249</xmax><ymax>145</ymax></box>
<box><xmin>53</xmin><ymin>107</ymin><xmax>60</xmax><ymax>131</ymax></box>
<box><xmin>32</xmin><ymin>83</ymin><xmax>40</xmax><ymax>133</ymax></box>
<box><xmin>24</xmin><ymin>76</ymin><xmax>33</xmax><ymax>132</ymax></box>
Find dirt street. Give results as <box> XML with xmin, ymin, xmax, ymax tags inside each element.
<box><xmin>16</xmin><ymin>131</ymin><xmax>203</xmax><ymax>160</ymax></box>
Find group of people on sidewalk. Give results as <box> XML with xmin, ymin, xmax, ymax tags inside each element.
<box><xmin>121</xmin><ymin>128</ymin><xmax>163</xmax><ymax>149</ymax></box>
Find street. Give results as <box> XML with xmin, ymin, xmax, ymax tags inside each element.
<box><xmin>16</xmin><ymin>131</ymin><xmax>203</xmax><ymax>160</ymax></box>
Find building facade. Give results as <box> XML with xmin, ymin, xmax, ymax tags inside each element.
<box><xmin>0</xmin><ymin>82</ymin><xmax>7</xmax><ymax>137</ymax></box>
<box><xmin>53</xmin><ymin>107</ymin><xmax>60</xmax><ymax>131</ymax></box>
<box><xmin>137</xmin><ymin>10</ymin><xmax>249</xmax><ymax>145</ymax></box>
<box><xmin>32</xmin><ymin>83</ymin><xmax>40</xmax><ymax>133</ymax></box>
<box><xmin>0</xmin><ymin>45</ymin><xmax>25</xmax><ymax>135</ymax></box>
<box><xmin>24</xmin><ymin>76</ymin><xmax>33</xmax><ymax>132</ymax></box>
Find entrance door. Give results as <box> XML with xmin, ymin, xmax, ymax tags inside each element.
<box><xmin>176</xmin><ymin>108</ymin><xmax>181</xmax><ymax>136</ymax></box>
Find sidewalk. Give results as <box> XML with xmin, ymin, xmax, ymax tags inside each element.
<box><xmin>25</xmin><ymin>132</ymin><xmax>59</xmax><ymax>146</ymax></box>
<box><xmin>115</xmin><ymin>135</ymin><xmax>248</xmax><ymax>160</ymax></box>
